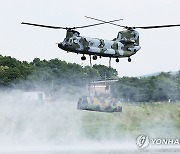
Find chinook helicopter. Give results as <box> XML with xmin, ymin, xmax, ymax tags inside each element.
<box><xmin>22</xmin><ymin>16</ymin><xmax>180</xmax><ymax>66</ymax></box>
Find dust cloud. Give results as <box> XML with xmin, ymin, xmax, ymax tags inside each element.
<box><xmin>0</xmin><ymin>89</ymin><xmax>179</xmax><ymax>153</ymax></box>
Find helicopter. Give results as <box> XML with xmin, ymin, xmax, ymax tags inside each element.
<box><xmin>22</xmin><ymin>16</ymin><xmax>180</xmax><ymax>66</ymax></box>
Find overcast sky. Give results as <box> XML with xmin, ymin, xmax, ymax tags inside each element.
<box><xmin>0</xmin><ymin>0</ymin><xmax>180</xmax><ymax>77</ymax></box>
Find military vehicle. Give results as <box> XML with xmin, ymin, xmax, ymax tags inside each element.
<box><xmin>77</xmin><ymin>95</ymin><xmax>122</xmax><ymax>113</ymax></box>
<box><xmin>21</xmin><ymin>16</ymin><xmax>180</xmax><ymax>66</ymax></box>
<box><xmin>77</xmin><ymin>78</ymin><xmax>122</xmax><ymax>113</ymax></box>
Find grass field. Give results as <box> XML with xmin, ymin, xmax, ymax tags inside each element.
<box><xmin>79</xmin><ymin>102</ymin><xmax>180</xmax><ymax>140</ymax></box>
<box><xmin>0</xmin><ymin>100</ymin><xmax>179</xmax><ymax>146</ymax></box>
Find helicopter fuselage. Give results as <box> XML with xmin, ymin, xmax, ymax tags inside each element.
<box><xmin>58</xmin><ymin>30</ymin><xmax>141</xmax><ymax>61</ymax></box>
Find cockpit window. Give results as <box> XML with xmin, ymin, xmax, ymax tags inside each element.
<box><xmin>72</xmin><ymin>30</ymin><xmax>80</xmax><ymax>36</ymax></box>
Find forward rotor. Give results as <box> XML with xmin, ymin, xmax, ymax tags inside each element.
<box><xmin>21</xmin><ymin>18</ymin><xmax>123</xmax><ymax>30</ymax></box>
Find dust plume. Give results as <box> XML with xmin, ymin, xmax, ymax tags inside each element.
<box><xmin>0</xmin><ymin>88</ymin><xmax>179</xmax><ymax>153</ymax></box>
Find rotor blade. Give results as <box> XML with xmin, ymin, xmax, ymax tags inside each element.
<box><xmin>21</xmin><ymin>22</ymin><xmax>68</xmax><ymax>29</ymax></box>
<box><xmin>85</xmin><ymin>16</ymin><xmax>126</xmax><ymax>28</ymax></box>
<box><xmin>75</xmin><ymin>18</ymin><xmax>123</xmax><ymax>29</ymax></box>
<box><xmin>22</xmin><ymin>19</ymin><xmax>123</xmax><ymax>30</ymax></box>
<box><xmin>134</xmin><ymin>24</ymin><xmax>180</xmax><ymax>29</ymax></box>
<box><xmin>85</xmin><ymin>16</ymin><xmax>180</xmax><ymax>30</ymax></box>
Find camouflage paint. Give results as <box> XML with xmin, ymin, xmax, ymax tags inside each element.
<box><xmin>58</xmin><ymin>29</ymin><xmax>141</xmax><ymax>58</ymax></box>
<box><xmin>77</xmin><ymin>96</ymin><xmax>122</xmax><ymax>113</ymax></box>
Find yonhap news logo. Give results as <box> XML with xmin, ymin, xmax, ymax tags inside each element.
<box><xmin>136</xmin><ymin>134</ymin><xmax>150</xmax><ymax>149</ymax></box>
<box><xmin>136</xmin><ymin>134</ymin><xmax>180</xmax><ymax>149</ymax></box>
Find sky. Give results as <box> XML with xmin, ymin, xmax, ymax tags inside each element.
<box><xmin>0</xmin><ymin>0</ymin><xmax>180</xmax><ymax>77</ymax></box>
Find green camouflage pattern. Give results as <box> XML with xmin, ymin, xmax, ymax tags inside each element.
<box><xmin>58</xmin><ymin>29</ymin><xmax>141</xmax><ymax>59</ymax></box>
<box><xmin>77</xmin><ymin>96</ymin><xmax>122</xmax><ymax>112</ymax></box>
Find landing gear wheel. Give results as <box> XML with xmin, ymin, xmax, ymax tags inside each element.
<box><xmin>116</xmin><ymin>58</ymin><xmax>119</xmax><ymax>63</ymax></box>
<box><xmin>92</xmin><ymin>55</ymin><xmax>97</xmax><ymax>60</ymax></box>
<box><xmin>81</xmin><ymin>55</ymin><xmax>86</xmax><ymax>61</ymax></box>
<box><xmin>128</xmin><ymin>57</ymin><xmax>131</xmax><ymax>62</ymax></box>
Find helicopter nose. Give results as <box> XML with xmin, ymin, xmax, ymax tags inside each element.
<box><xmin>58</xmin><ymin>43</ymin><xmax>63</xmax><ymax>49</ymax></box>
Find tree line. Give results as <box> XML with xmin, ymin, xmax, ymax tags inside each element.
<box><xmin>111</xmin><ymin>72</ymin><xmax>180</xmax><ymax>102</ymax></box>
<box><xmin>0</xmin><ymin>55</ymin><xmax>179</xmax><ymax>102</ymax></box>
<box><xmin>0</xmin><ymin>55</ymin><xmax>117</xmax><ymax>89</ymax></box>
